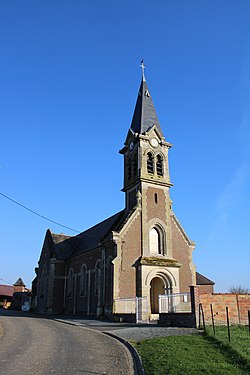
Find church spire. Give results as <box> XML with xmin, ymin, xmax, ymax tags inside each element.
<box><xmin>129</xmin><ymin>61</ymin><xmax>163</xmax><ymax>137</ymax></box>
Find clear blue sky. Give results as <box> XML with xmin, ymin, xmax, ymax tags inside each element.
<box><xmin>0</xmin><ymin>1</ymin><xmax>250</xmax><ymax>291</ymax></box>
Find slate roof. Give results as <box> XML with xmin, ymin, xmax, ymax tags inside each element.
<box><xmin>196</xmin><ymin>272</ymin><xmax>215</xmax><ymax>285</ymax></box>
<box><xmin>51</xmin><ymin>210</ymin><xmax>128</xmax><ymax>260</ymax></box>
<box><xmin>130</xmin><ymin>76</ymin><xmax>163</xmax><ymax>137</ymax></box>
<box><xmin>0</xmin><ymin>284</ymin><xmax>14</xmax><ymax>297</ymax></box>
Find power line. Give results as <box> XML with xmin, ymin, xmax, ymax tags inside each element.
<box><xmin>0</xmin><ymin>192</ymin><xmax>81</xmax><ymax>233</ymax></box>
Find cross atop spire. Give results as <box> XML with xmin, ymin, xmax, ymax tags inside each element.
<box><xmin>140</xmin><ymin>59</ymin><xmax>146</xmax><ymax>81</ymax></box>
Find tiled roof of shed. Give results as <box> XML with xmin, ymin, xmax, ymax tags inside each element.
<box><xmin>0</xmin><ymin>284</ymin><xmax>14</xmax><ymax>297</ymax></box>
<box><xmin>196</xmin><ymin>272</ymin><xmax>215</xmax><ymax>285</ymax></box>
<box><xmin>14</xmin><ymin>278</ymin><xmax>25</xmax><ymax>287</ymax></box>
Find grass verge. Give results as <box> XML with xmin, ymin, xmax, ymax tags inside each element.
<box><xmin>133</xmin><ymin>327</ymin><xmax>250</xmax><ymax>374</ymax></box>
<box><xmin>205</xmin><ymin>325</ymin><xmax>250</xmax><ymax>364</ymax></box>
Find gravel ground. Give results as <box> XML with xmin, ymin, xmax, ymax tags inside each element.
<box><xmin>53</xmin><ymin>316</ymin><xmax>200</xmax><ymax>342</ymax></box>
<box><xmin>103</xmin><ymin>326</ymin><xmax>199</xmax><ymax>342</ymax></box>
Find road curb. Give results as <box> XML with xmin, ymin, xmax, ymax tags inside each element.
<box><xmin>104</xmin><ymin>331</ymin><xmax>145</xmax><ymax>375</ymax></box>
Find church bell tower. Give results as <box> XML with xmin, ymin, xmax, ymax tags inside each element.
<box><xmin>120</xmin><ymin>62</ymin><xmax>172</xmax><ymax>208</ymax></box>
<box><xmin>120</xmin><ymin>62</ymin><xmax>175</xmax><ymax>262</ymax></box>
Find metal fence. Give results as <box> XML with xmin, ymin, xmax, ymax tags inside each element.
<box><xmin>159</xmin><ymin>292</ymin><xmax>191</xmax><ymax>313</ymax></box>
<box><xmin>113</xmin><ymin>296</ymin><xmax>149</xmax><ymax>323</ymax></box>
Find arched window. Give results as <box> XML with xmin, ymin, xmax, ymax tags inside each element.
<box><xmin>127</xmin><ymin>158</ymin><xmax>132</xmax><ymax>179</ymax></box>
<box><xmin>95</xmin><ymin>260</ymin><xmax>103</xmax><ymax>296</ymax></box>
<box><xmin>149</xmin><ymin>226</ymin><xmax>165</xmax><ymax>255</ymax></box>
<box><xmin>156</xmin><ymin>154</ymin><xmax>163</xmax><ymax>176</ymax></box>
<box><xmin>80</xmin><ymin>264</ymin><xmax>87</xmax><ymax>297</ymax></box>
<box><xmin>147</xmin><ymin>152</ymin><xmax>154</xmax><ymax>174</ymax></box>
<box><xmin>132</xmin><ymin>155</ymin><xmax>137</xmax><ymax>177</ymax></box>
<box><xmin>150</xmin><ymin>228</ymin><xmax>160</xmax><ymax>254</ymax></box>
<box><xmin>106</xmin><ymin>257</ymin><xmax>113</xmax><ymax>286</ymax></box>
<box><xmin>40</xmin><ymin>266</ymin><xmax>47</xmax><ymax>297</ymax></box>
<box><xmin>67</xmin><ymin>268</ymin><xmax>74</xmax><ymax>298</ymax></box>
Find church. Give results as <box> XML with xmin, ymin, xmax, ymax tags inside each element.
<box><xmin>32</xmin><ymin>65</ymin><xmax>214</xmax><ymax>320</ymax></box>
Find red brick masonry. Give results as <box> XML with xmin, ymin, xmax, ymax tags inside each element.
<box><xmin>199</xmin><ymin>293</ymin><xmax>250</xmax><ymax>325</ymax></box>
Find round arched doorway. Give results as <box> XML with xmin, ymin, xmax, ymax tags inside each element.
<box><xmin>150</xmin><ymin>277</ymin><xmax>165</xmax><ymax>313</ymax></box>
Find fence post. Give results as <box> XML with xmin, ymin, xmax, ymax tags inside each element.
<box><xmin>190</xmin><ymin>285</ymin><xmax>200</xmax><ymax>328</ymax></box>
<box><xmin>236</xmin><ymin>294</ymin><xmax>240</xmax><ymax>324</ymax></box>
<box><xmin>199</xmin><ymin>303</ymin><xmax>205</xmax><ymax>330</ymax></box>
<box><xmin>199</xmin><ymin>303</ymin><xmax>201</xmax><ymax>329</ymax></box>
<box><xmin>226</xmin><ymin>306</ymin><xmax>230</xmax><ymax>342</ymax></box>
<box><xmin>248</xmin><ymin>310</ymin><xmax>250</xmax><ymax>336</ymax></box>
<box><xmin>210</xmin><ymin>303</ymin><xmax>215</xmax><ymax>335</ymax></box>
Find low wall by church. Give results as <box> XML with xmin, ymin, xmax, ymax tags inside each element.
<box><xmin>113</xmin><ymin>314</ymin><xmax>137</xmax><ymax>323</ymax></box>
<box><xmin>159</xmin><ymin>313</ymin><xmax>196</xmax><ymax>327</ymax></box>
<box><xmin>199</xmin><ymin>293</ymin><xmax>250</xmax><ymax>325</ymax></box>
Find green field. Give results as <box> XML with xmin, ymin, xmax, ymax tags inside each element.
<box><xmin>134</xmin><ymin>326</ymin><xmax>250</xmax><ymax>374</ymax></box>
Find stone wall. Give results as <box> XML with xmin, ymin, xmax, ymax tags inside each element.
<box><xmin>199</xmin><ymin>293</ymin><xmax>250</xmax><ymax>325</ymax></box>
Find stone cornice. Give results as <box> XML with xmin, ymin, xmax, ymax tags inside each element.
<box><xmin>136</xmin><ymin>256</ymin><xmax>181</xmax><ymax>268</ymax></box>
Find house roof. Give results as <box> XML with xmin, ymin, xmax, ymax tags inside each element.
<box><xmin>51</xmin><ymin>210</ymin><xmax>128</xmax><ymax>260</ymax></box>
<box><xmin>0</xmin><ymin>284</ymin><xmax>14</xmax><ymax>297</ymax></box>
<box><xmin>14</xmin><ymin>278</ymin><xmax>25</xmax><ymax>287</ymax></box>
<box><xmin>129</xmin><ymin>75</ymin><xmax>163</xmax><ymax>137</ymax></box>
<box><xmin>196</xmin><ymin>272</ymin><xmax>215</xmax><ymax>285</ymax></box>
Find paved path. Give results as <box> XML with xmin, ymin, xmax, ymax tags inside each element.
<box><xmin>52</xmin><ymin>315</ymin><xmax>199</xmax><ymax>342</ymax></box>
<box><xmin>0</xmin><ymin>310</ymin><xmax>134</xmax><ymax>375</ymax></box>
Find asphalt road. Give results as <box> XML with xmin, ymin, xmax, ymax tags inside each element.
<box><xmin>0</xmin><ymin>309</ymin><xmax>134</xmax><ymax>375</ymax></box>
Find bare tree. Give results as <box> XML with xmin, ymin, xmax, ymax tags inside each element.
<box><xmin>229</xmin><ymin>285</ymin><xmax>250</xmax><ymax>294</ymax></box>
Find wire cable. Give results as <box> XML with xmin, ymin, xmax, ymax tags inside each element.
<box><xmin>0</xmin><ymin>192</ymin><xmax>81</xmax><ymax>233</ymax></box>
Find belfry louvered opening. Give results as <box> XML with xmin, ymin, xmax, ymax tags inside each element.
<box><xmin>147</xmin><ymin>152</ymin><xmax>154</xmax><ymax>174</ymax></box>
<box><xmin>156</xmin><ymin>154</ymin><xmax>163</xmax><ymax>176</ymax></box>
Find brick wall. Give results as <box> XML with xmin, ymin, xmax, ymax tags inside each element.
<box><xmin>146</xmin><ymin>187</ymin><xmax>167</xmax><ymax>223</ymax></box>
<box><xmin>65</xmin><ymin>249</ymin><xmax>103</xmax><ymax>314</ymax></box>
<box><xmin>119</xmin><ymin>213</ymin><xmax>141</xmax><ymax>298</ymax></box>
<box><xmin>199</xmin><ymin>284</ymin><xmax>214</xmax><ymax>295</ymax></box>
<box><xmin>171</xmin><ymin>216</ymin><xmax>194</xmax><ymax>292</ymax></box>
<box><xmin>199</xmin><ymin>293</ymin><xmax>250</xmax><ymax>325</ymax></box>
